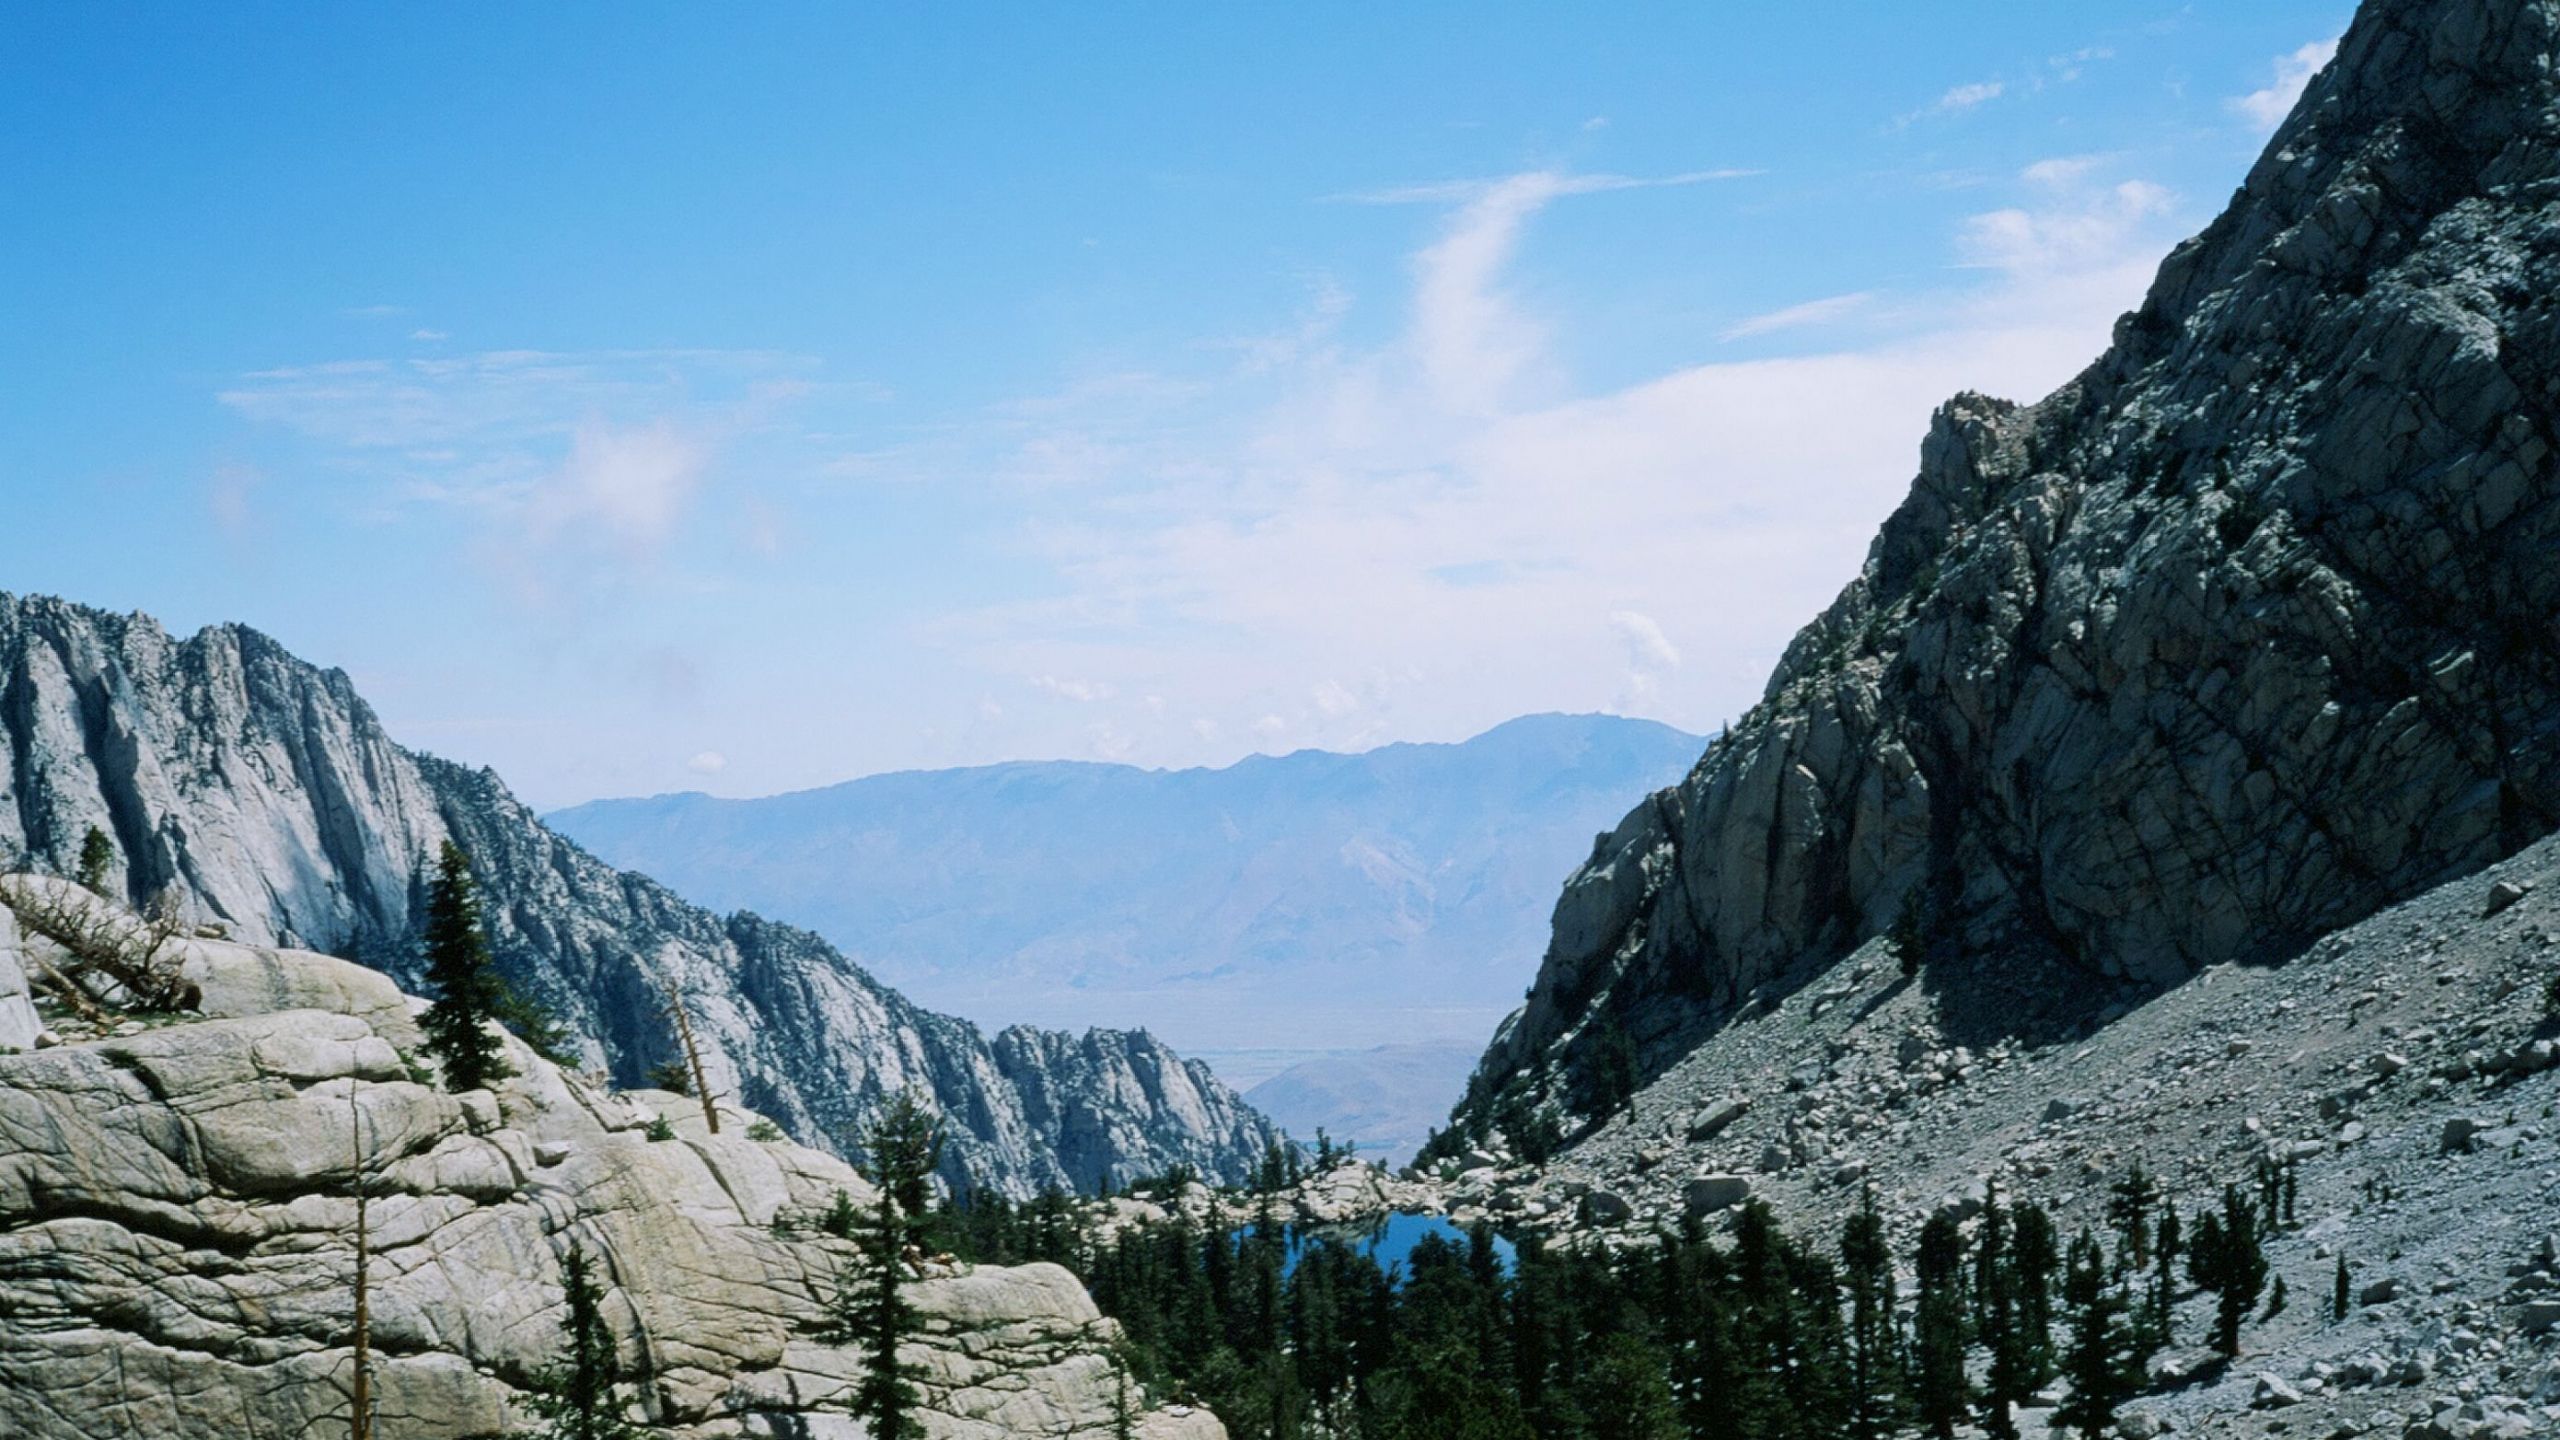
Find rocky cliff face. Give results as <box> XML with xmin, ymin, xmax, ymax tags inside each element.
<box><xmin>1465</xmin><ymin>0</ymin><xmax>2560</xmax><ymax>1127</ymax></box>
<box><xmin>0</xmin><ymin>902</ymin><xmax>1225</xmax><ymax>1439</ymax></box>
<box><xmin>0</xmin><ymin>594</ymin><xmax>1281</xmax><ymax>1196</ymax></box>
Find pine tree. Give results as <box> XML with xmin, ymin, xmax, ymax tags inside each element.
<box><xmin>2053</xmin><ymin>1232</ymin><xmax>2136</xmax><ymax>1440</ymax></box>
<box><xmin>1976</xmin><ymin>1183</ymin><xmax>2023</xmax><ymax>1440</ymax></box>
<box><xmin>2104</xmin><ymin>1163</ymin><xmax>2158</xmax><ymax>1274</ymax></box>
<box><xmin>1841</xmin><ymin>1189</ymin><xmax>1904</xmax><ymax>1440</ymax></box>
<box><xmin>2333</xmin><ymin>1255</ymin><xmax>2351</xmax><ymax>1321</ymax></box>
<box><xmin>833</xmin><ymin>1184</ymin><xmax>923</xmax><ymax>1439</ymax></box>
<box><xmin>1913</xmin><ymin>1210</ymin><xmax>1972</xmax><ymax>1440</ymax></box>
<box><xmin>865</xmin><ymin>1088</ymin><xmax>946</xmax><ymax>1222</ymax></box>
<box><xmin>515</xmin><ymin>1241</ymin><xmax>645</xmax><ymax>1440</ymax></box>
<box><xmin>823</xmin><ymin>1094</ymin><xmax>943</xmax><ymax>1440</ymax></box>
<box><xmin>75</xmin><ymin>824</ymin><xmax>116</xmax><ymax>895</ymax></box>
<box><xmin>2145</xmin><ymin>1208</ymin><xmax>2181</xmax><ymax>1352</ymax></box>
<box><xmin>419</xmin><ymin>842</ymin><xmax>511</xmax><ymax>1093</ymax></box>
<box><xmin>2011</xmin><ymin>1203</ymin><xmax>2060</xmax><ymax>1389</ymax></box>
<box><xmin>2195</xmin><ymin>1186</ymin><xmax>2268</xmax><ymax>1358</ymax></box>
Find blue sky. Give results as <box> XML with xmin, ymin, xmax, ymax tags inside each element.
<box><xmin>1</xmin><ymin>3</ymin><xmax>2346</xmax><ymax>808</ymax></box>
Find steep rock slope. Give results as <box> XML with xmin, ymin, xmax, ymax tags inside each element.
<box><xmin>0</xmin><ymin>903</ymin><xmax>1224</xmax><ymax>1439</ymax></box>
<box><xmin>1440</xmin><ymin>829</ymin><xmax>2560</xmax><ymax>1437</ymax></box>
<box><xmin>0</xmin><ymin>594</ymin><xmax>1280</xmax><ymax>1195</ymax></box>
<box><xmin>1465</xmin><ymin>0</ymin><xmax>2560</xmax><ymax>1127</ymax></box>
<box><xmin>547</xmin><ymin>714</ymin><xmax>1703</xmax><ymax>1054</ymax></box>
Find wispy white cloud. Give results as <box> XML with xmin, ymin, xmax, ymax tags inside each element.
<box><xmin>219</xmin><ymin>347</ymin><xmax>825</xmax><ymax>609</ymax></box>
<box><xmin>2233</xmin><ymin>38</ymin><xmax>2339</xmax><ymax>130</ymax></box>
<box><xmin>924</xmin><ymin>165</ymin><xmax>2191</xmax><ymax>761</ymax></box>
<box><xmin>686</xmin><ymin>750</ymin><xmax>728</xmax><ymax>775</ymax></box>
<box><xmin>1609</xmin><ymin>610</ymin><xmax>1681</xmax><ymax>707</ymax></box>
<box><xmin>1959</xmin><ymin>180</ymin><xmax>2174</xmax><ymax>274</ymax></box>
<box><xmin>2021</xmin><ymin>154</ymin><xmax>2112</xmax><ymax>188</ymax></box>
<box><xmin>1895</xmin><ymin>80</ymin><xmax>2004</xmax><ymax>128</ymax></box>
<box><xmin>1332</xmin><ymin>168</ymin><xmax>1759</xmax><ymax>207</ymax></box>
<box><xmin>1032</xmin><ymin>674</ymin><xmax>1117</xmax><ymax>703</ymax></box>
<box><xmin>1719</xmin><ymin>291</ymin><xmax>1876</xmax><ymax>342</ymax></box>
<box><xmin>531</xmin><ymin>420</ymin><xmax>704</xmax><ymax>553</ymax></box>
<box><xmin>208</xmin><ymin>464</ymin><xmax>260</xmax><ymax>539</ymax></box>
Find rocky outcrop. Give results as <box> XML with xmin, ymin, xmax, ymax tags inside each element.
<box><xmin>1463</xmin><ymin>0</ymin><xmax>2560</xmax><ymax>1125</ymax></box>
<box><xmin>0</xmin><ymin>595</ymin><xmax>1282</xmax><ymax>1195</ymax></box>
<box><xmin>0</xmin><ymin>918</ymin><xmax>1225</xmax><ymax>1439</ymax></box>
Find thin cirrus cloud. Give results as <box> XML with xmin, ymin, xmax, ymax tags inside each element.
<box><xmin>1719</xmin><ymin>292</ymin><xmax>1877</xmax><ymax>343</ymax></box>
<box><xmin>2234</xmin><ymin>38</ymin><xmax>2340</xmax><ymax>130</ymax></box>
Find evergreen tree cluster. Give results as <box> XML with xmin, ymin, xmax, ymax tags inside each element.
<box><xmin>936</xmin><ymin>1161</ymin><xmax>2290</xmax><ymax>1440</ymax></box>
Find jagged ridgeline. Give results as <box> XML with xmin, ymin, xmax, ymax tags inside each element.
<box><xmin>1459</xmin><ymin>0</ymin><xmax>2560</xmax><ymax>1137</ymax></box>
<box><xmin>0</xmin><ymin>594</ymin><xmax>1281</xmax><ymax>1195</ymax></box>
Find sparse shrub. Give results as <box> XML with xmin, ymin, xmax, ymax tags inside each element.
<box><xmin>644</xmin><ymin>1114</ymin><xmax>676</xmax><ymax>1143</ymax></box>
<box><xmin>647</xmin><ymin>1061</ymin><xmax>694</xmax><ymax>1095</ymax></box>
<box><xmin>747</xmin><ymin>1118</ymin><xmax>784</xmax><ymax>1143</ymax></box>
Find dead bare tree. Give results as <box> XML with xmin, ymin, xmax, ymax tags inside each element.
<box><xmin>351</xmin><ymin>1095</ymin><xmax>374</xmax><ymax>1440</ymax></box>
<box><xmin>0</xmin><ymin>876</ymin><xmax>198</xmax><ymax>1013</ymax></box>
<box><xmin>662</xmin><ymin>979</ymin><xmax>719</xmax><ymax>1135</ymax></box>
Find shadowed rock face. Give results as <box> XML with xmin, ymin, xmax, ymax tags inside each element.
<box><xmin>0</xmin><ymin>597</ymin><xmax>1281</xmax><ymax>1196</ymax></box>
<box><xmin>0</xmin><ymin>915</ymin><xmax>1226</xmax><ymax>1439</ymax></box>
<box><xmin>1466</xmin><ymin>0</ymin><xmax>2560</xmax><ymax>1122</ymax></box>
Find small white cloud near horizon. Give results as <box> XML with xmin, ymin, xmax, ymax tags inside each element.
<box><xmin>2234</xmin><ymin>38</ymin><xmax>2340</xmax><ymax>130</ymax></box>
<box><xmin>1610</xmin><ymin>610</ymin><xmax>1682</xmax><ymax>708</ymax></box>
<box><xmin>1033</xmin><ymin>674</ymin><xmax>1116</xmax><ymax>703</ymax></box>
<box><xmin>686</xmin><ymin>750</ymin><xmax>728</xmax><ymax>775</ymax></box>
<box><xmin>411</xmin><ymin>328</ymin><xmax>449</xmax><ymax>342</ymax></box>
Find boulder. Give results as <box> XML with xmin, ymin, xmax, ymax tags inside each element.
<box><xmin>1685</xmin><ymin>1174</ymin><xmax>1752</xmax><ymax>1215</ymax></box>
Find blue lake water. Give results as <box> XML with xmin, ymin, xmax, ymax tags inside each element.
<box><xmin>1281</xmin><ymin>1211</ymin><xmax>1516</xmax><ymax>1280</ymax></box>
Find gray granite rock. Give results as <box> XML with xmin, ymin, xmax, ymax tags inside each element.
<box><xmin>0</xmin><ymin>935</ymin><xmax>1223</xmax><ymax>1440</ymax></box>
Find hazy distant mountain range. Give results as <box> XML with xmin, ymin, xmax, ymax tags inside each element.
<box><xmin>549</xmin><ymin>713</ymin><xmax>1706</xmax><ymax>1092</ymax></box>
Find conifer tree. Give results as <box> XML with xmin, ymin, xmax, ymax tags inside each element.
<box><xmin>515</xmin><ymin>1241</ymin><xmax>644</xmax><ymax>1440</ymax></box>
<box><xmin>823</xmin><ymin>1093</ymin><xmax>943</xmax><ymax>1440</ymax></box>
<box><xmin>866</xmin><ymin>1088</ymin><xmax>945</xmax><ymax>1223</ymax></box>
<box><xmin>834</xmin><ymin>1183</ymin><xmax>923</xmax><ymax>1438</ymax></box>
<box><xmin>2105</xmin><ymin>1163</ymin><xmax>2157</xmax><ymax>1274</ymax></box>
<box><xmin>75</xmin><ymin>824</ymin><xmax>116</xmax><ymax>895</ymax></box>
<box><xmin>1975</xmin><ymin>1183</ymin><xmax>2023</xmax><ymax>1440</ymax></box>
<box><xmin>2011</xmin><ymin>1203</ymin><xmax>2060</xmax><ymax>1389</ymax></box>
<box><xmin>2194</xmin><ymin>1186</ymin><xmax>2268</xmax><ymax>1358</ymax></box>
<box><xmin>419</xmin><ymin>842</ymin><xmax>511</xmax><ymax>1093</ymax></box>
<box><xmin>2053</xmin><ymin>1231</ymin><xmax>2136</xmax><ymax>1440</ymax></box>
<box><xmin>2146</xmin><ymin>1208</ymin><xmax>2181</xmax><ymax>1351</ymax></box>
<box><xmin>1913</xmin><ymin>1210</ymin><xmax>1972</xmax><ymax>1440</ymax></box>
<box><xmin>2333</xmin><ymin>1255</ymin><xmax>2351</xmax><ymax>1321</ymax></box>
<box><xmin>1841</xmin><ymin>1189</ymin><xmax>1904</xmax><ymax>1440</ymax></box>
